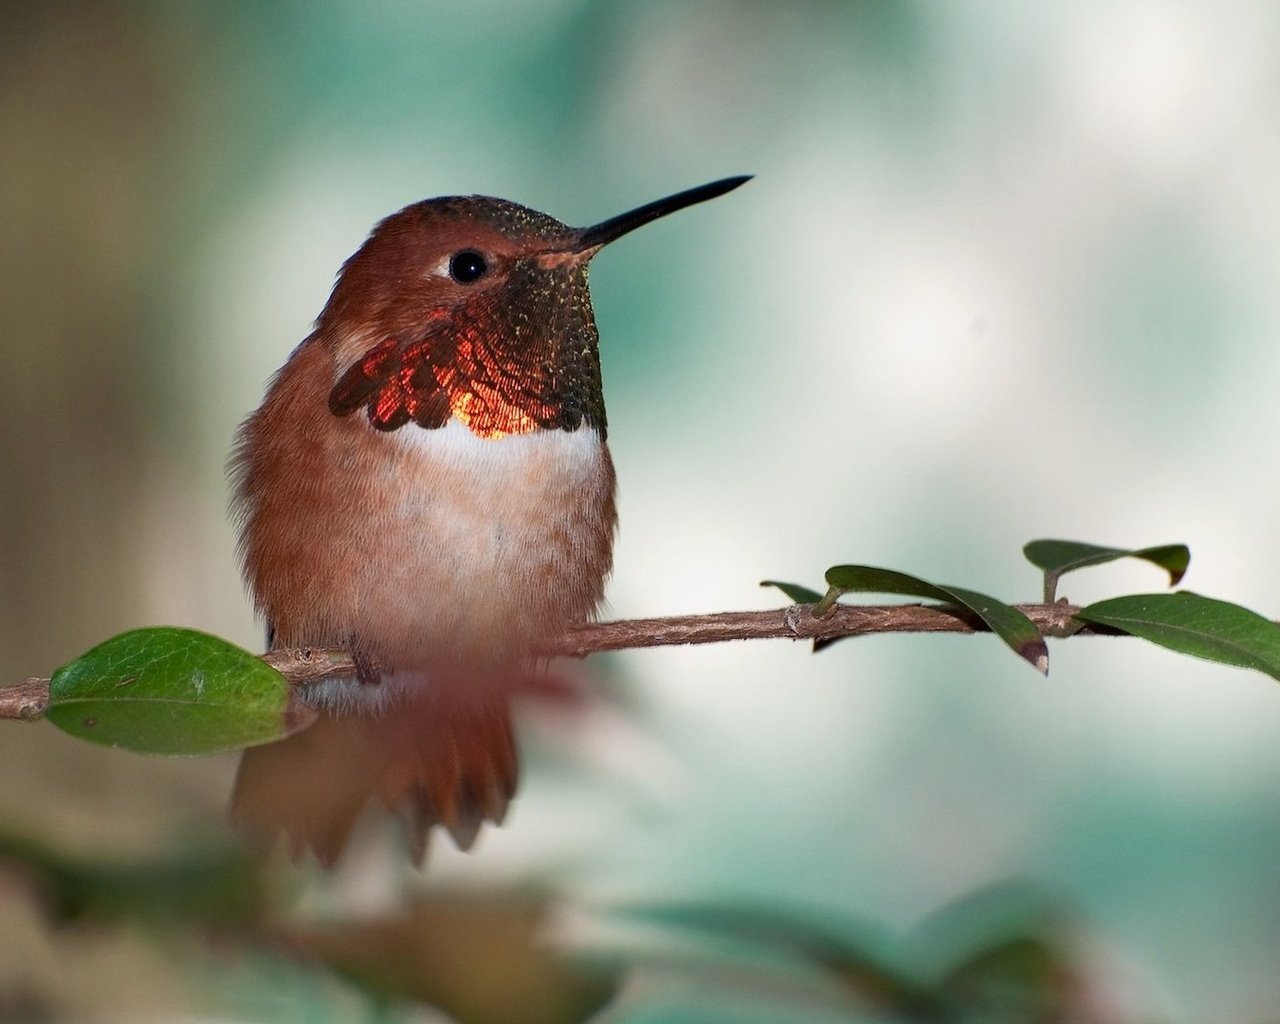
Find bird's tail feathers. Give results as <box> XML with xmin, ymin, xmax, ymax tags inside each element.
<box><xmin>230</xmin><ymin>688</ymin><xmax>517</xmax><ymax>866</ymax></box>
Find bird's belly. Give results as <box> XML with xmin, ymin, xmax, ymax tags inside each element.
<box><xmin>293</xmin><ymin>419</ymin><xmax>616</xmax><ymax>676</ymax></box>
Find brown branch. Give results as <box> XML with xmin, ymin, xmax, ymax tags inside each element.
<box><xmin>0</xmin><ymin>601</ymin><xmax>1097</xmax><ymax>722</ymax></box>
<box><xmin>1</xmin><ymin>678</ymin><xmax>58</xmax><ymax>722</ymax></box>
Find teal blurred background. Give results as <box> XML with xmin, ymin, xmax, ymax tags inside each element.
<box><xmin>3</xmin><ymin>2</ymin><xmax>1280</xmax><ymax>1021</ymax></box>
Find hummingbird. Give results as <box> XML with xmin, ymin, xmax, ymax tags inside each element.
<box><xmin>229</xmin><ymin>175</ymin><xmax>750</xmax><ymax>863</ymax></box>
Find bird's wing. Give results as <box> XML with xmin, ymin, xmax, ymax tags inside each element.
<box><xmin>328</xmin><ymin>333</ymin><xmax>453</xmax><ymax>432</ymax></box>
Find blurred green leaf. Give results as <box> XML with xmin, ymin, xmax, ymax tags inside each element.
<box><xmin>619</xmin><ymin>901</ymin><xmax>937</xmax><ymax>1016</ymax></box>
<box><xmin>822</xmin><ymin>565</ymin><xmax>1048</xmax><ymax>675</ymax></box>
<box><xmin>0</xmin><ymin>831</ymin><xmax>265</xmax><ymax>928</ymax></box>
<box><xmin>759</xmin><ymin>580</ymin><xmax>824</xmax><ymax>604</ymax></box>
<box><xmin>906</xmin><ymin>881</ymin><xmax>1081</xmax><ymax>1021</ymax></box>
<box><xmin>1075</xmin><ymin>592</ymin><xmax>1280</xmax><ymax>680</ymax></box>
<box><xmin>1023</xmin><ymin>539</ymin><xmax>1189</xmax><ymax>601</ymax></box>
<box><xmin>46</xmin><ymin>627</ymin><xmax>315</xmax><ymax>755</ymax></box>
<box><xmin>938</xmin><ymin>934</ymin><xmax>1075</xmax><ymax>1021</ymax></box>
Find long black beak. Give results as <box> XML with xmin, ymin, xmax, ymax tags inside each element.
<box><xmin>569</xmin><ymin>175</ymin><xmax>752</xmax><ymax>254</ymax></box>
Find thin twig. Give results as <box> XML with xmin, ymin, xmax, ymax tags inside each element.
<box><xmin>1</xmin><ymin>678</ymin><xmax>58</xmax><ymax>722</ymax></box>
<box><xmin>0</xmin><ymin>601</ymin><xmax>1096</xmax><ymax>722</ymax></box>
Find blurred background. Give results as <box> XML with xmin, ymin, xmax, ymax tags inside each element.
<box><xmin>3</xmin><ymin>1</ymin><xmax>1280</xmax><ymax>1021</ymax></box>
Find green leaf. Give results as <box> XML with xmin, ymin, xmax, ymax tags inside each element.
<box><xmin>46</xmin><ymin>627</ymin><xmax>315</xmax><ymax>755</ymax></box>
<box><xmin>938</xmin><ymin>934</ymin><xmax>1071</xmax><ymax>1018</ymax></box>
<box><xmin>0</xmin><ymin>831</ymin><xmax>265</xmax><ymax>927</ymax></box>
<box><xmin>619</xmin><ymin>901</ymin><xmax>937</xmax><ymax>1014</ymax></box>
<box><xmin>1023</xmin><ymin>539</ymin><xmax>1189</xmax><ymax>602</ymax></box>
<box><xmin>759</xmin><ymin>579</ymin><xmax>824</xmax><ymax>604</ymax></box>
<box><xmin>822</xmin><ymin>565</ymin><xmax>1048</xmax><ymax>675</ymax></box>
<box><xmin>1075</xmin><ymin>592</ymin><xmax>1280</xmax><ymax>681</ymax></box>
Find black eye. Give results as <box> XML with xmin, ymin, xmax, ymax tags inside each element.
<box><xmin>448</xmin><ymin>250</ymin><xmax>488</xmax><ymax>283</ymax></box>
